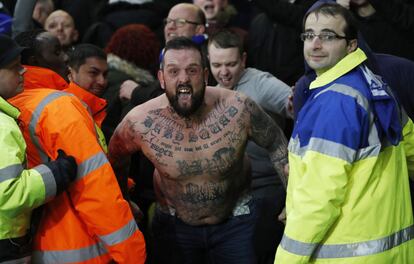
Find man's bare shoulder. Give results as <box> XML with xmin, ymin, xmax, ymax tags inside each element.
<box><xmin>204</xmin><ymin>86</ymin><xmax>249</xmax><ymax>107</ymax></box>
<box><xmin>126</xmin><ymin>93</ymin><xmax>169</xmax><ymax>120</ymax></box>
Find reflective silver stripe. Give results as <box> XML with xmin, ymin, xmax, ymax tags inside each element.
<box><xmin>29</xmin><ymin>92</ymin><xmax>72</xmax><ymax>163</ymax></box>
<box><xmin>314</xmin><ymin>83</ymin><xmax>380</xmax><ymax>147</ymax></box>
<box><xmin>281</xmin><ymin>224</ymin><xmax>414</xmax><ymax>259</ymax></box>
<box><xmin>1</xmin><ymin>256</ymin><xmax>31</xmax><ymax>264</ymax></box>
<box><xmin>289</xmin><ymin>81</ymin><xmax>387</xmax><ymax>162</ymax></box>
<box><xmin>289</xmin><ymin>136</ymin><xmax>383</xmax><ymax>163</ymax></box>
<box><xmin>314</xmin><ymin>84</ymin><xmax>370</xmax><ymax>113</ymax></box>
<box><xmin>289</xmin><ymin>136</ymin><xmax>355</xmax><ymax>163</ymax></box>
<box><xmin>99</xmin><ymin>219</ymin><xmax>138</xmax><ymax>246</ymax></box>
<box><xmin>0</xmin><ymin>164</ymin><xmax>23</xmax><ymax>183</ymax></box>
<box><xmin>78</xmin><ymin>152</ymin><xmax>108</xmax><ymax>179</ymax></box>
<box><xmin>355</xmin><ymin>144</ymin><xmax>381</xmax><ymax>160</ymax></box>
<box><xmin>32</xmin><ymin>242</ymin><xmax>108</xmax><ymax>264</ymax></box>
<box><xmin>33</xmin><ymin>164</ymin><xmax>56</xmax><ymax>200</ymax></box>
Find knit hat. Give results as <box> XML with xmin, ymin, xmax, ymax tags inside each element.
<box><xmin>0</xmin><ymin>34</ymin><xmax>25</xmax><ymax>68</ymax></box>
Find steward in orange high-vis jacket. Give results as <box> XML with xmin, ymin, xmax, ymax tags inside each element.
<box><xmin>23</xmin><ymin>65</ymin><xmax>68</xmax><ymax>90</ymax></box>
<box><xmin>8</xmin><ymin>87</ymin><xmax>146</xmax><ymax>263</ymax></box>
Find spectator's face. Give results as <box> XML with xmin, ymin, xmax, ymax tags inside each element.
<box><xmin>69</xmin><ymin>57</ymin><xmax>108</xmax><ymax>96</ymax></box>
<box><xmin>0</xmin><ymin>57</ymin><xmax>26</xmax><ymax>99</ymax></box>
<box><xmin>164</xmin><ymin>4</ymin><xmax>205</xmax><ymax>43</ymax></box>
<box><xmin>36</xmin><ymin>32</ymin><xmax>69</xmax><ymax>79</ymax></box>
<box><xmin>158</xmin><ymin>48</ymin><xmax>208</xmax><ymax>117</ymax></box>
<box><xmin>45</xmin><ymin>11</ymin><xmax>78</xmax><ymax>47</ymax></box>
<box><xmin>303</xmin><ymin>13</ymin><xmax>356</xmax><ymax>72</ymax></box>
<box><xmin>208</xmin><ymin>45</ymin><xmax>245</xmax><ymax>90</ymax></box>
<box><xmin>193</xmin><ymin>0</ymin><xmax>227</xmax><ymax>21</ymax></box>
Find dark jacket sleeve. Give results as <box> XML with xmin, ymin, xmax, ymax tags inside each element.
<box><xmin>130</xmin><ymin>81</ymin><xmax>164</xmax><ymax>106</ymax></box>
<box><xmin>11</xmin><ymin>0</ymin><xmax>36</xmax><ymax>37</ymax></box>
<box><xmin>369</xmin><ymin>0</ymin><xmax>414</xmax><ymax>32</ymax></box>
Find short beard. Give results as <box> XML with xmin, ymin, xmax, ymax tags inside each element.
<box><xmin>166</xmin><ymin>83</ymin><xmax>206</xmax><ymax>117</ymax></box>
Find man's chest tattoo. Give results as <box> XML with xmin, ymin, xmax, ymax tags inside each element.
<box><xmin>139</xmin><ymin>101</ymin><xmax>245</xmax><ymax>161</ymax></box>
<box><xmin>175</xmin><ymin>146</ymin><xmax>236</xmax><ymax>177</ymax></box>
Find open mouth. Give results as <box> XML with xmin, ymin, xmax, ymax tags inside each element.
<box><xmin>177</xmin><ymin>86</ymin><xmax>192</xmax><ymax>102</ymax></box>
<box><xmin>204</xmin><ymin>3</ymin><xmax>215</xmax><ymax>15</ymax></box>
<box><xmin>219</xmin><ymin>76</ymin><xmax>232</xmax><ymax>86</ymax></box>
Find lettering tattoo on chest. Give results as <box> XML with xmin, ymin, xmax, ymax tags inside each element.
<box><xmin>176</xmin><ymin>147</ymin><xmax>236</xmax><ymax>177</ymax></box>
<box><xmin>139</xmin><ymin>100</ymin><xmax>243</xmax><ymax>158</ymax></box>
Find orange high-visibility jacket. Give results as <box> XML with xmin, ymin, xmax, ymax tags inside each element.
<box><xmin>64</xmin><ymin>82</ymin><xmax>107</xmax><ymax>127</ymax></box>
<box><xmin>9</xmin><ymin>88</ymin><xmax>146</xmax><ymax>264</ymax></box>
<box><xmin>23</xmin><ymin>65</ymin><xmax>68</xmax><ymax>91</ymax></box>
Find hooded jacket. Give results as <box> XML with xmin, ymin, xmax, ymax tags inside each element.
<box><xmin>276</xmin><ymin>47</ymin><xmax>414</xmax><ymax>263</ymax></box>
<box><xmin>9</xmin><ymin>78</ymin><xmax>146</xmax><ymax>262</ymax></box>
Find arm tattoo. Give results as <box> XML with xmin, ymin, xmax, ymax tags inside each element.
<box><xmin>245</xmin><ymin>97</ymin><xmax>289</xmax><ymax>187</ymax></box>
<box><xmin>108</xmin><ymin>118</ymin><xmax>141</xmax><ymax>199</ymax></box>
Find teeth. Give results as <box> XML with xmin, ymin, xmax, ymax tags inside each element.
<box><xmin>220</xmin><ymin>77</ymin><xmax>231</xmax><ymax>83</ymax></box>
<box><xmin>178</xmin><ymin>87</ymin><xmax>191</xmax><ymax>93</ymax></box>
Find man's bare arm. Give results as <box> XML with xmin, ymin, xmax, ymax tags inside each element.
<box><xmin>244</xmin><ymin>97</ymin><xmax>289</xmax><ymax>187</ymax></box>
<box><xmin>108</xmin><ymin>117</ymin><xmax>142</xmax><ymax>198</ymax></box>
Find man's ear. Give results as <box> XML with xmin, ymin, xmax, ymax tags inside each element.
<box><xmin>67</xmin><ymin>66</ymin><xmax>74</xmax><ymax>82</ymax></box>
<box><xmin>204</xmin><ymin>67</ymin><xmax>209</xmax><ymax>85</ymax></box>
<box><xmin>241</xmin><ymin>52</ymin><xmax>247</xmax><ymax>67</ymax></box>
<box><xmin>158</xmin><ymin>69</ymin><xmax>165</xmax><ymax>90</ymax></box>
<box><xmin>347</xmin><ymin>39</ymin><xmax>358</xmax><ymax>53</ymax></box>
<box><xmin>72</xmin><ymin>29</ymin><xmax>79</xmax><ymax>43</ymax></box>
<box><xmin>196</xmin><ymin>24</ymin><xmax>206</xmax><ymax>35</ymax></box>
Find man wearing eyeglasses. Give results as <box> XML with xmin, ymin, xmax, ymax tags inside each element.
<box><xmin>275</xmin><ymin>2</ymin><xmax>414</xmax><ymax>264</ymax></box>
<box><xmin>164</xmin><ymin>3</ymin><xmax>206</xmax><ymax>43</ymax></box>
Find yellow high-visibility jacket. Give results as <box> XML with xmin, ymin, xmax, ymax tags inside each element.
<box><xmin>0</xmin><ymin>97</ymin><xmax>58</xmax><ymax>262</ymax></box>
<box><xmin>276</xmin><ymin>49</ymin><xmax>414</xmax><ymax>263</ymax></box>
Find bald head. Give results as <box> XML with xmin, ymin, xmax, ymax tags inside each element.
<box><xmin>44</xmin><ymin>10</ymin><xmax>78</xmax><ymax>47</ymax></box>
<box><xmin>164</xmin><ymin>3</ymin><xmax>206</xmax><ymax>43</ymax></box>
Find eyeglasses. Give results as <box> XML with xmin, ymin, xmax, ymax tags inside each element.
<box><xmin>300</xmin><ymin>32</ymin><xmax>348</xmax><ymax>42</ymax></box>
<box><xmin>164</xmin><ymin>18</ymin><xmax>201</xmax><ymax>27</ymax></box>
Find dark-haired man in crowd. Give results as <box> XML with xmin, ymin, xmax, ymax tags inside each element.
<box><xmin>276</xmin><ymin>3</ymin><xmax>414</xmax><ymax>263</ymax></box>
<box><xmin>208</xmin><ymin>29</ymin><xmax>291</xmax><ymax>263</ymax></box>
<box><xmin>118</xmin><ymin>2</ymin><xmax>208</xmax><ymax>103</ymax></box>
<box><xmin>66</xmin><ymin>44</ymin><xmax>108</xmax><ymax>129</ymax></box>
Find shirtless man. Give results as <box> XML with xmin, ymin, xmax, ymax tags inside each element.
<box><xmin>109</xmin><ymin>37</ymin><xmax>288</xmax><ymax>263</ymax></box>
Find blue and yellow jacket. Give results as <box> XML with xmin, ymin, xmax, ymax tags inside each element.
<box><xmin>275</xmin><ymin>49</ymin><xmax>414</xmax><ymax>263</ymax></box>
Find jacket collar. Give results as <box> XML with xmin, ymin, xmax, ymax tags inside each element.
<box><xmin>310</xmin><ymin>48</ymin><xmax>367</xmax><ymax>90</ymax></box>
<box><xmin>23</xmin><ymin>65</ymin><xmax>68</xmax><ymax>90</ymax></box>
<box><xmin>65</xmin><ymin>82</ymin><xmax>107</xmax><ymax>116</ymax></box>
